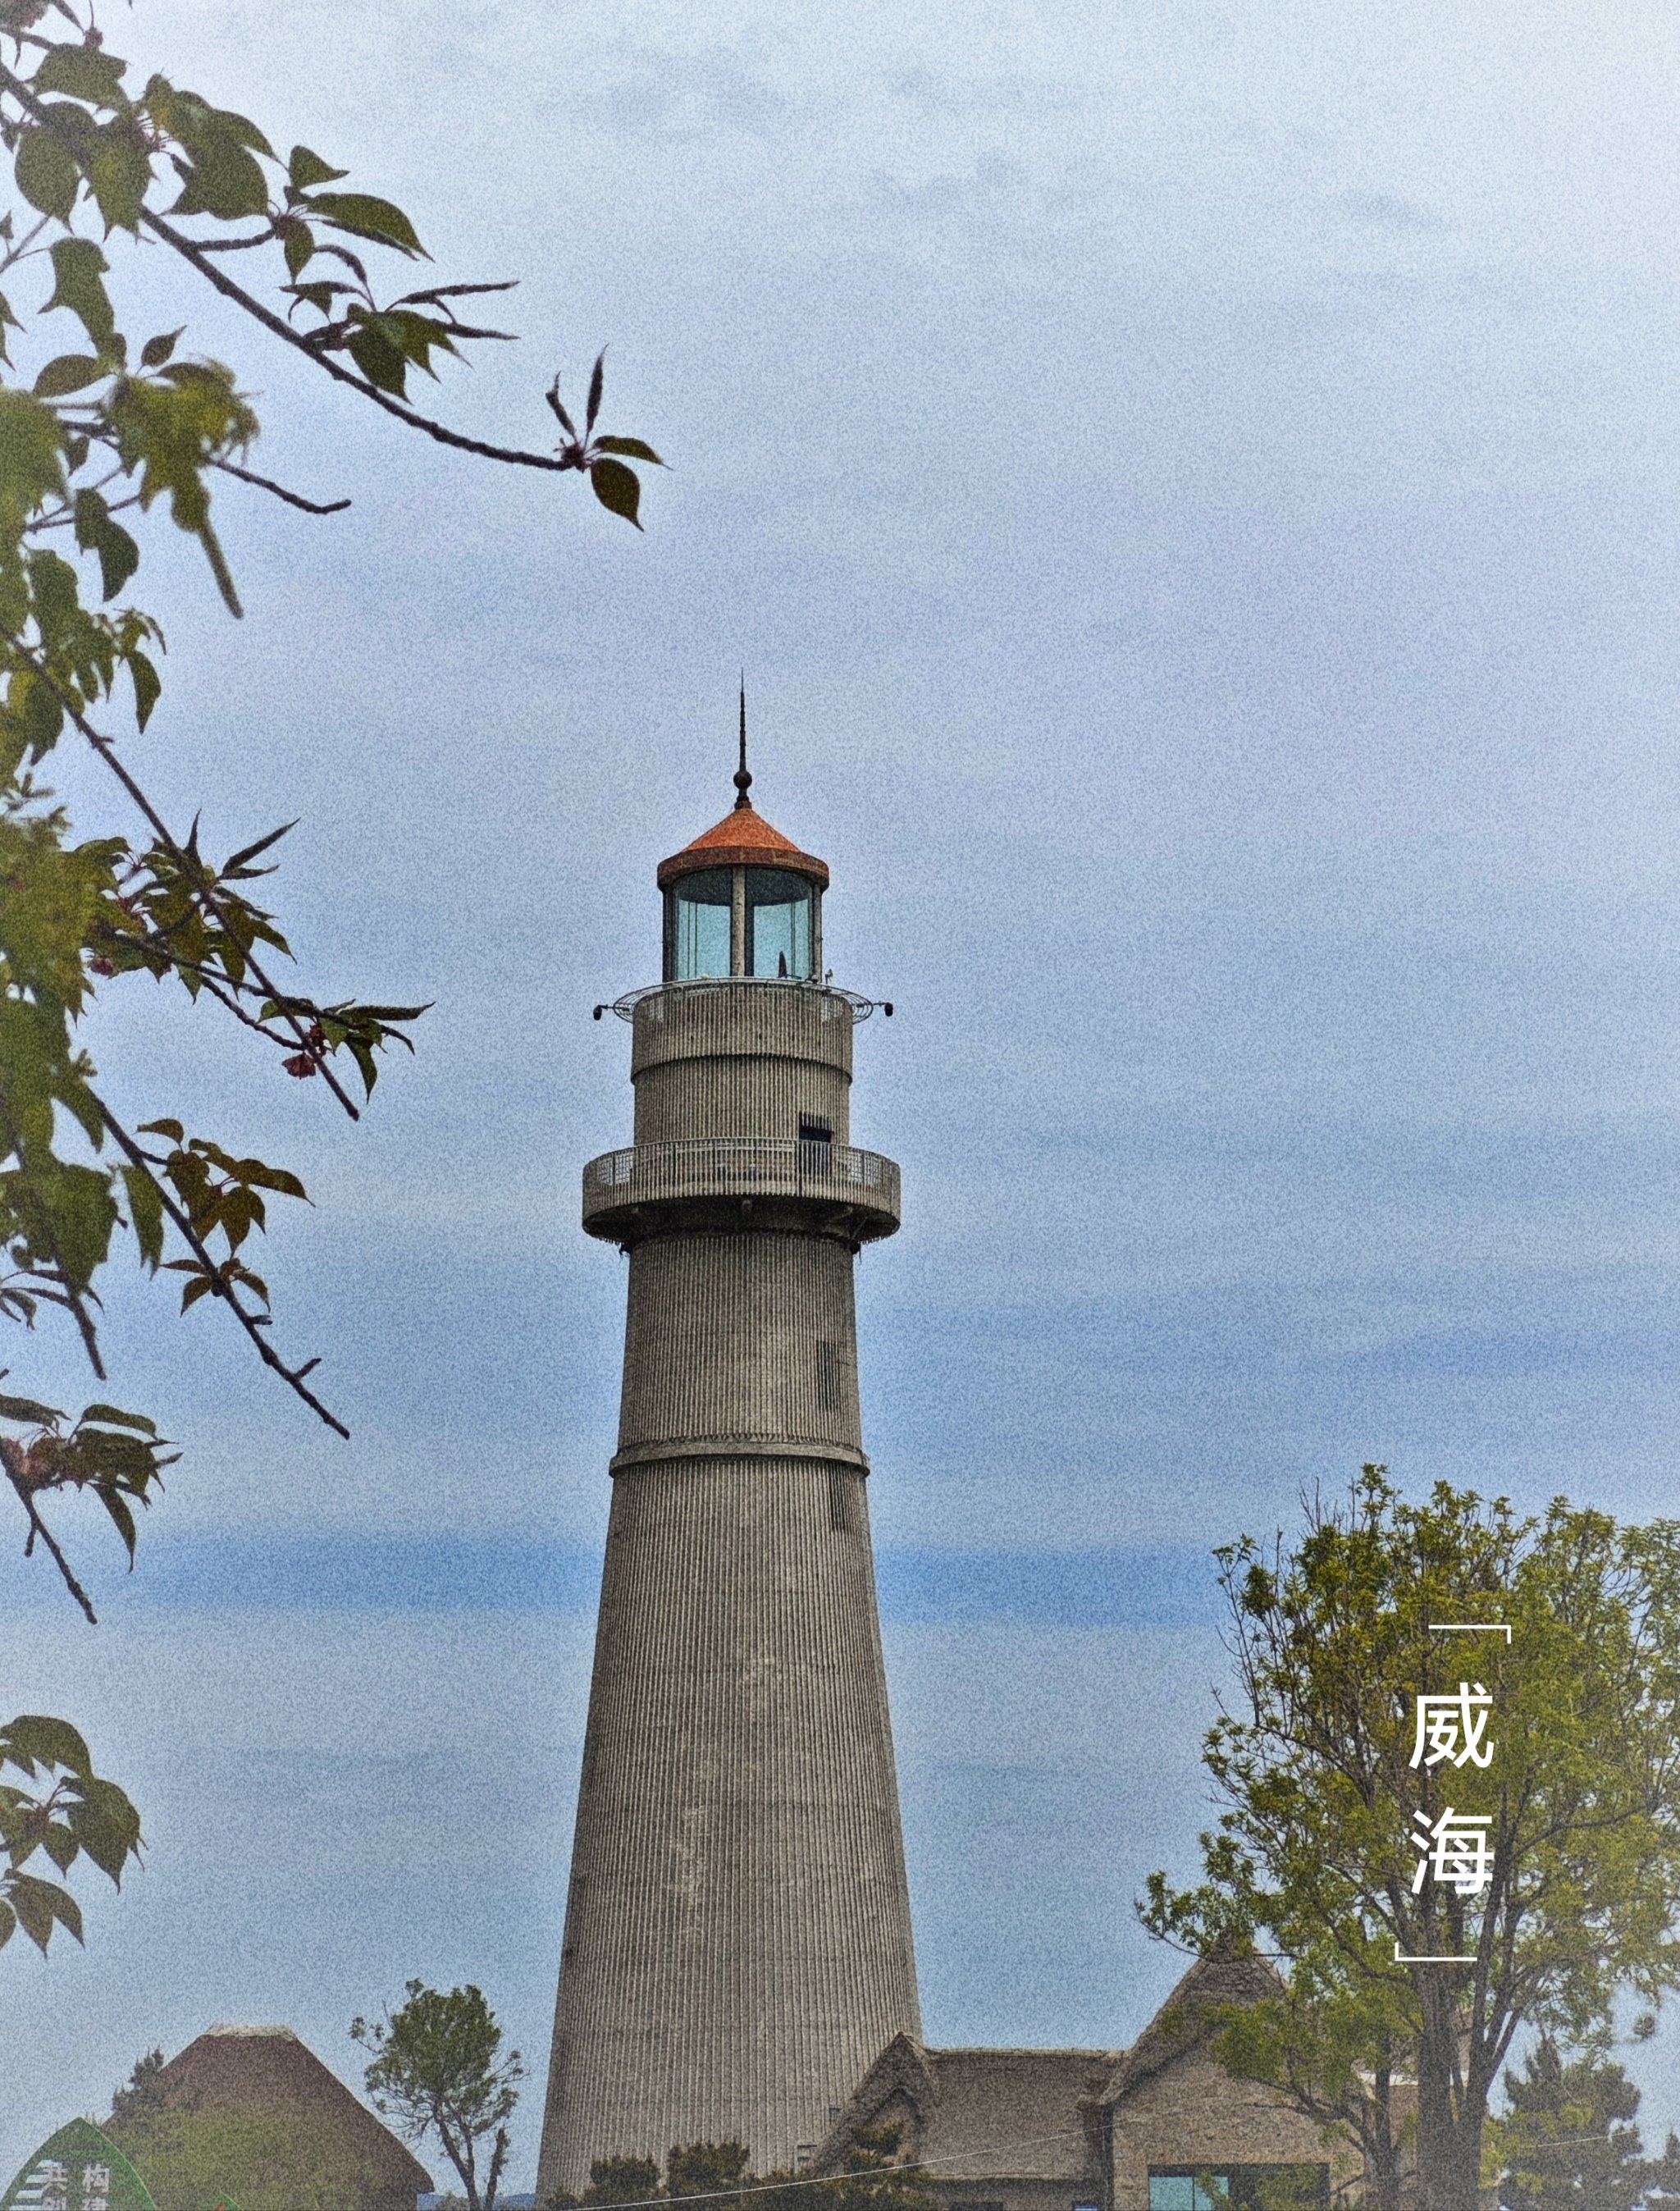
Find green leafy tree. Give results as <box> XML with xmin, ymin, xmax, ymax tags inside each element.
<box><xmin>110</xmin><ymin>2045</ymin><xmax>170</xmax><ymax>2125</ymax></box>
<box><xmin>1496</xmin><ymin>2040</ymin><xmax>1646</xmax><ymax>2211</ymax></box>
<box><xmin>550</xmin><ymin>2128</ymin><xmax>943</xmax><ymax>2211</ymax></box>
<box><xmin>0</xmin><ymin>1708</ymin><xmax>139</xmax><ymax>1951</ymax></box>
<box><xmin>575</xmin><ymin>2160</ymin><xmax>663</xmax><ymax>2207</ymax></box>
<box><xmin>1641</xmin><ymin>2136</ymin><xmax>1680</xmax><ymax>2211</ymax></box>
<box><xmin>352</xmin><ymin>1979</ymin><xmax>523</xmax><ymax>2211</ymax></box>
<box><xmin>0</xmin><ymin>0</ymin><xmax>660</xmax><ymax>1963</ymax></box>
<box><xmin>768</xmin><ymin>2125</ymin><xmax>944</xmax><ymax>2211</ymax></box>
<box><xmin>1140</xmin><ymin>1469</ymin><xmax>1680</xmax><ymax>2211</ymax></box>
<box><xmin>665</xmin><ymin>2145</ymin><xmax>753</xmax><ymax>2202</ymax></box>
<box><xmin>0</xmin><ymin>0</ymin><xmax>662</xmax><ymax>1624</ymax></box>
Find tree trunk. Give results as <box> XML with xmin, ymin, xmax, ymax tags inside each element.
<box><xmin>1414</xmin><ymin>1984</ymin><xmax>1478</xmax><ymax>2211</ymax></box>
<box><xmin>1365</xmin><ymin>2125</ymin><xmax>1405</xmax><ymax>2211</ymax></box>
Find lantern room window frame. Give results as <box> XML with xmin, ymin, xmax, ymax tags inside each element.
<box><xmin>664</xmin><ymin>863</ymin><xmax>823</xmax><ymax>983</ymax></box>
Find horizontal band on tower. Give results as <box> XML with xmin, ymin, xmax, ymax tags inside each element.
<box><xmin>609</xmin><ymin>1437</ymin><xmax>871</xmax><ymax>1474</ymax></box>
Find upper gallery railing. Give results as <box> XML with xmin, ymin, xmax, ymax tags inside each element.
<box><xmin>599</xmin><ymin>978</ymin><xmax>882</xmax><ymax>1022</ymax></box>
<box><xmin>582</xmin><ymin>1138</ymin><xmax>901</xmax><ymax>1236</ymax></box>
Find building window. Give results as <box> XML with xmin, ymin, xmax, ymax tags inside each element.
<box><xmin>1148</xmin><ymin>2169</ymin><xmax>1328</xmax><ymax>2211</ymax></box>
<box><xmin>673</xmin><ymin>868</ymin><xmax>733</xmax><ymax>978</ymax></box>
<box><xmin>746</xmin><ymin>867</ymin><xmax>814</xmax><ymax>978</ymax></box>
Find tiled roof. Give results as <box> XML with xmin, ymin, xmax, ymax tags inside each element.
<box><xmin>1098</xmin><ymin>1939</ymin><xmax>1286</xmax><ymax>2106</ymax></box>
<box><xmin>818</xmin><ymin>2034</ymin><xmax>1118</xmax><ymax>2185</ymax></box>
<box><xmin>656</xmin><ymin>802</ymin><xmax>829</xmax><ymax>888</ymax></box>
<box><xmin>127</xmin><ymin>2025</ymin><xmax>433</xmax><ymax>2200</ymax></box>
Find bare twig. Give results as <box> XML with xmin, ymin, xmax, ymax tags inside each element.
<box><xmin>211</xmin><ymin>457</ymin><xmax>350</xmax><ymax>514</ymax></box>
<box><xmin>190</xmin><ymin>227</ymin><xmax>280</xmax><ymax>254</ymax></box>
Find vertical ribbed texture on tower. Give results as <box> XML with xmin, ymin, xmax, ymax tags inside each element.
<box><xmin>536</xmin><ymin>980</ymin><xmax>920</xmax><ymax>2198</ymax></box>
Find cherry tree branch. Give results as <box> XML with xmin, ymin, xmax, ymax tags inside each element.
<box><xmin>15</xmin><ymin>646</ymin><xmax>369</xmax><ymax>1121</ymax></box>
<box><xmin>0</xmin><ymin>1437</ymin><xmax>98</xmax><ymax>1624</ymax></box>
<box><xmin>96</xmin><ymin>1100</ymin><xmax>349</xmax><ymax>1438</ymax></box>
<box><xmin>211</xmin><ymin>457</ymin><xmax>351</xmax><ymax>515</ymax></box>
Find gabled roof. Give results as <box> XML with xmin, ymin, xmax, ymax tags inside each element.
<box><xmin>656</xmin><ymin>802</ymin><xmax>829</xmax><ymax>889</ymax></box>
<box><xmin>817</xmin><ymin>2035</ymin><xmax>1118</xmax><ymax>2185</ymax></box>
<box><xmin>127</xmin><ymin>2024</ymin><xmax>432</xmax><ymax>2200</ymax></box>
<box><xmin>1098</xmin><ymin>1938</ymin><xmax>1285</xmax><ymax>2107</ymax></box>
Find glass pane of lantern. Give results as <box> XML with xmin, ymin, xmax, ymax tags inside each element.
<box><xmin>674</xmin><ymin>868</ymin><xmax>733</xmax><ymax>978</ymax></box>
<box><xmin>746</xmin><ymin>868</ymin><xmax>813</xmax><ymax>978</ymax></box>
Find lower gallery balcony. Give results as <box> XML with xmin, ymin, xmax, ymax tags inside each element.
<box><xmin>582</xmin><ymin>1138</ymin><xmax>902</xmax><ymax>1245</ymax></box>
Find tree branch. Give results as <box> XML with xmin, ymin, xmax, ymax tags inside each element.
<box><xmin>0</xmin><ymin>62</ymin><xmax>591</xmax><ymax>477</ymax></box>
<box><xmin>210</xmin><ymin>457</ymin><xmax>351</xmax><ymax>515</ymax></box>
<box><xmin>97</xmin><ymin>1099</ymin><xmax>349</xmax><ymax>1439</ymax></box>
<box><xmin>0</xmin><ymin>1436</ymin><xmax>98</xmax><ymax>1624</ymax></box>
<box><xmin>14</xmin><ymin>646</ymin><xmax>368</xmax><ymax>1123</ymax></box>
<box><xmin>138</xmin><ymin>204</ymin><xmax>577</xmax><ymax>471</ymax></box>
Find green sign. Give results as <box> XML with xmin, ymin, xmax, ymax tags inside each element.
<box><xmin>1</xmin><ymin>2121</ymin><xmax>156</xmax><ymax>2211</ymax></box>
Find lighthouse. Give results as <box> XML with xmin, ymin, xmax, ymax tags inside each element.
<box><xmin>536</xmin><ymin>727</ymin><xmax>922</xmax><ymax>2195</ymax></box>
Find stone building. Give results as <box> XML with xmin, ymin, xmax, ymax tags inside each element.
<box><xmin>819</xmin><ymin>1943</ymin><xmax>1361</xmax><ymax>2211</ymax></box>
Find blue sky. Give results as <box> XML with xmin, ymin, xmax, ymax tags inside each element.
<box><xmin>6</xmin><ymin>0</ymin><xmax>1680</xmax><ymax>2181</ymax></box>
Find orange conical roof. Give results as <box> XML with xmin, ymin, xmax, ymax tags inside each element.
<box><xmin>656</xmin><ymin>799</ymin><xmax>829</xmax><ymax>889</ymax></box>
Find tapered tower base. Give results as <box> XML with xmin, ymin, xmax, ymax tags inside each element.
<box><xmin>537</xmin><ymin>1448</ymin><xmax>919</xmax><ymax>2194</ymax></box>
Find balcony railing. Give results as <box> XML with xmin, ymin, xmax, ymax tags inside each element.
<box><xmin>582</xmin><ymin>1138</ymin><xmax>900</xmax><ymax>1235</ymax></box>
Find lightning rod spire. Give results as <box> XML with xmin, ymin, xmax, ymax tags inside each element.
<box><xmin>734</xmin><ymin>678</ymin><xmax>752</xmax><ymax>809</ymax></box>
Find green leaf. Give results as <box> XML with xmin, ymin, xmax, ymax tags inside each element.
<box><xmin>75</xmin><ymin>488</ymin><xmax>140</xmax><ymax>600</ymax></box>
<box><xmin>86</xmin><ymin>123</ymin><xmax>153</xmax><ymax>233</ymax></box>
<box><xmin>0</xmin><ymin>390</ymin><xmax>66</xmax><ymax>533</ymax></box>
<box><xmin>140</xmin><ymin>327</ymin><xmax>185</xmax><ymax>368</ymax></box>
<box><xmin>45</xmin><ymin>235</ymin><xmax>117</xmax><ymax>354</ymax></box>
<box><xmin>8</xmin><ymin>1871</ymin><xmax>83</xmax><ymax>1953</ymax></box>
<box><xmin>171</xmin><ymin>137</ymin><xmax>268</xmax><ymax>222</ymax></box>
<box><xmin>79</xmin><ymin>1403</ymin><xmax>159</xmax><ymax>1435</ymax></box>
<box><xmin>39</xmin><ymin>1820</ymin><xmax>78</xmax><ymax>1874</ymax></box>
<box><xmin>593</xmin><ymin>436</ymin><xmax>665</xmax><ymax>464</ymax></box>
<box><xmin>129</xmin><ymin>649</ymin><xmax>162</xmax><ymax>730</ymax></box>
<box><xmin>33</xmin><ymin>43</ymin><xmax>131</xmax><ymax>107</ymax></box>
<box><xmin>0</xmin><ymin>1394</ymin><xmax>65</xmax><ymax>1427</ymax></box>
<box><xmin>589</xmin><ymin>456</ymin><xmax>643</xmax><ymax>528</ymax></box>
<box><xmin>235</xmin><ymin>1160</ymin><xmax>308</xmax><ymax>1200</ymax></box>
<box><xmin>2</xmin><ymin>1715</ymin><xmax>92</xmax><ymax>1775</ymax></box>
<box><xmin>120</xmin><ymin>1163</ymin><xmax>165</xmax><ymax>1267</ymax></box>
<box><xmin>345</xmin><ymin>322</ymin><xmax>409</xmax><ymax>396</ymax></box>
<box><xmin>34</xmin><ymin>354</ymin><xmax>107</xmax><ymax>398</ymax></box>
<box><xmin>15</xmin><ymin>127</ymin><xmax>80</xmax><ymax>220</ymax></box>
<box><xmin>281</xmin><ymin>219</ymin><xmax>314</xmax><ymax>278</ymax></box>
<box><xmin>137</xmin><ymin>1117</ymin><xmax>185</xmax><ymax>1142</ymax></box>
<box><xmin>98</xmin><ymin>1486</ymin><xmax>139</xmax><ymax>1562</ymax></box>
<box><xmin>304</xmin><ymin>190</ymin><xmax>426</xmax><ymax>257</ymax></box>
<box><xmin>288</xmin><ymin>144</ymin><xmax>348</xmax><ymax>190</ymax></box>
<box><xmin>73</xmin><ymin>1773</ymin><xmax>142</xmax><ymax>1875</ymax></box>
<box><xmin>221</xmin><ymin>820</ymin><xmax>295</xmax><ymax>875</ymax></box>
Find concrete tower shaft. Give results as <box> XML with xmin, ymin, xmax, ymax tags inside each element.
<box><xmin>536</xmin><ymin>790</ymin><xmax>920</xmax><ymax>2199</ymax></box>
